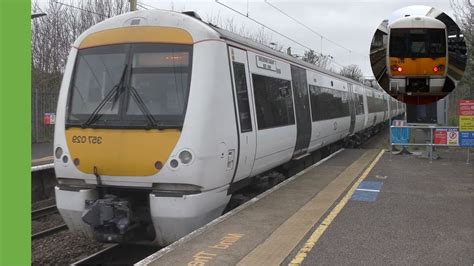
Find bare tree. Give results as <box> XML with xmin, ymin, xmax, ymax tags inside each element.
<box><xmin>301</xmin><ymin>49</ymin><xmax>333</xmax><ymax>70</ymax></box>
<box><xmin>31</xmin><ymin>0</ymin><xmax>129</xmax><ymax>91</ymax></box>
<box><xmin>339</xmin><ymin>64</ymin><xmax>363</xmax><ymax>82</ymax></box>
<box><xmin>302</xmin><ymin>49</ymin><xmax>318</xmax><ymax>64</ymax></box>
<box><xmin>450</xmin><ymin>0</ymin><xmax>473</xmax><ymax>91</ymax></box>
<box><xmin>206</xmin><ymin>12</ymin><xmax>282</xmax><ymax>51</ymax></box>
<box><xmin>448</xmin><ymin>0</ymin><xmax>474</xmax><ymax>124</ymax></box>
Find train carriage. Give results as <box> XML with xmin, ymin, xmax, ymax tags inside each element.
<box><xmin>54</xmin><ymin>9</ymin><xmax>402</xmax><ymax>246</ymax></box>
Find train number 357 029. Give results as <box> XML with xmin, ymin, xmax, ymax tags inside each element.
<box><xmin>71</xmin><ymin>135</ymin><xmax>102</xmax><ymax>144</ymax></box>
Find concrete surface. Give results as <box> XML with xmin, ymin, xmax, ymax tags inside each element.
<box><xmin>285</xmin><ymin>148</ymin><xmax>473</xmax><ymax>265</ymax></box>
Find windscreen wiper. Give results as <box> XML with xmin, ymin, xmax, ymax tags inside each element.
<box><xmin>82</xmin><ymin>64</ymin><xmax>128</xmax><ymax>128</ymax></box>
<box><xmin>128</xmin><ymin>86</ymin><xmax>158</xmax><ymax>129</ymax></box>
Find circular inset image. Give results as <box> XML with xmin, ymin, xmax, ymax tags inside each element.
<box><xmin>370</xmin><ymin>5</ymin><xmax>467</xmax><ymax>105</ymax></box>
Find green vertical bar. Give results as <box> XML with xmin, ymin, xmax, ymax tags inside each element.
<box><xmin>0</xmin><ymin>0</ymin><xmax>31</xmax><ymax>265</ymax></box>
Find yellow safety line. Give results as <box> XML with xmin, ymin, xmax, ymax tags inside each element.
<box><xmin>288</xmin><ymin>149</ymin><xmax>385</xmax><ymax>266</ymax></box>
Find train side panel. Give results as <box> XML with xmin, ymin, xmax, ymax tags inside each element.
<box><xmin>246</xmin><ymin>50</ymin><xmax>297</xmax><ymax>177</ymax></box>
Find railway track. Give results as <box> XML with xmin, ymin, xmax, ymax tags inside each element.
<box><xmin>32</xmin><ymin>205</ymin><xmax>58</xmax><ymax>220</ymax></box>
<box><xmin>31</xmin><ymin>163</ymin><xmax>66</xmax><ymax>240</ymax></box>
<box><xmin>71</xmin><ymin>244</ymin><xmax>159</xmax><ymax>265</ymax></box>
<box><xmin>32</xmin><ymin>224</ymin><xmax>68</xmax><ymax>240</ymax></box>
<box><xmin>32</xmin><ymin>204</ymin><xmax>68</xmax><ymax>240</ymax></box>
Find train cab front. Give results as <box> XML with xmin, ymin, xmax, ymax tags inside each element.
<box><xmin>388</xmin><ymin>26</ymin><xmax>447</xmax><ymax>94</ymax></box>
<box><xmin>53</xmin><ymin>20</ymin><xmax>231</xmax><ymax>246</ymax></box>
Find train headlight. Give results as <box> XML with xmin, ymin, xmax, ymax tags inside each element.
<box><xmin>170</xmin><ymin>159</ymin><xmax>179</xmax><ymax>168</ymax></box>
<box><xmin>434</xmin><ymin>64</ymin><xmax>444</xmax><ymax>72</ymax></box>
<box><xmin>391</xmin><ymin>65</ymin><xmax>402</xmax><ymax>72</ymax></box>
<box><xmin>55</xmin><ymin>147</ymin><xmax>63</xmax><ymax>159</ymax></box>
<box><xmin>178</xmin><ymin>150</ymin><xmax>193</xmax><ymax>164</ymax></box>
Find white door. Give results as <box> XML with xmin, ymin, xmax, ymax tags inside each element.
<box><xmin>228</xmin><ymin>46</ymin><xmax>257</xmax><ymax>183</ymax></box>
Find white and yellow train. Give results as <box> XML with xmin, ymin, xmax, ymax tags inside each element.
<box><xmin>54</xmin><ymin>9</ymin><xmax>404</xmax><ymax>246</ymax></box>
<box><xmin>387</xmin><ymin>16</ymin><xmax>448</xmax><ymax>94</ymax></box>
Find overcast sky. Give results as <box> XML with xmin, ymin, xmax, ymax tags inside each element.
<box><xmin>36</xmin><ymin>0</ymin><xmax>457</xmax><ymax>77</ymax></box>
<box><xmin>136</xmin><ymin>0</ymin><xmax>456</xmax><ymax>77</ymax></box>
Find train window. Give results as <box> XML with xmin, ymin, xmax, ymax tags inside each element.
<box><xmin>355</xmin><ymin>94</ymin><xmax>364</xmax><ymax>115</ymax></box>
<box><xmin>68</xmin><ymin>45</ymin><xmax>128</xmax><ymax>119</ymax></box>
<box><xmin>367</xmin><ymin>96</ymin><xmax>387</xmax><ymax>113</ymax></box>
<box><xmin>252</xmin><ymin>74</ymin><xmax>295</xmax><ymax>130</ymax></box>
<box><xmin>389</xmin><ymin>29</ymin><xmax>446</xmax><ymax>58</ymax></box>
<box><xmin>232</xmin><ymin>62</ymin><xmax>252</xmax><ymax>132</ymax></box>
<box><xmin>126</xmin><ymin>44</ymin><xmax>192</xmax><ymax>122</ymax></box>
<box><xmin>309</xmin><ymin>85</ymin><xmax>350</xmax><ymax>121</ymax></box>
<box><xmin>67</xmin><ymin>43</ymin><xmax>193</xmax><ymax>128</ymax></box>
<box><xmin>428</xmin><ymin>29</ymin><xmax>446</xmax><ymax>57</ymax></box>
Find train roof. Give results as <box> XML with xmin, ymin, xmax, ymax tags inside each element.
<box><xmin>205</xmin><ymin>18</ymin><xmax>382</xmax><ymax>92</ymax></box>
<box><xmin>389</xmin><ymin>16</ymin><xmax>446</xmax><ymax>29</ymax></box>
<box><xmin>74</xmin><ymin>9</ymin><xmax>383</xmax><ymax>94</ymax></box>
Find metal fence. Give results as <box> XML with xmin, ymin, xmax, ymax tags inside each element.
<box><xmin>32</xmin><ymin>89</ymin><xmax>59</xmax><ymax>143</ymax></box>
<box><xmin>389</xmin><ymin>124</ymin><xmax>471</xmax><ymax>164</ymax></box>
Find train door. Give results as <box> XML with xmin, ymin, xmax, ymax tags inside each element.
<box><xmin>347</xmin><ymin>83</ymin><xmax>356</xmax><ymax>135</ymax></box>
<box><xmin>228</xmin><ymin>47</ymin><xmax>257</xmax><ymax>183</ymax></box>
<box><xmin>290</xmin><ymin>65</ymin><xmax>311</xmax><ymax>157</ymax></box>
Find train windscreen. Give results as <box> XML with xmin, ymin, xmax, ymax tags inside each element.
<box><xmin>66</xmin><ymin>44</ymin><xmax>192</xmax><ymax>128</ymax></box>
<box><xmin>389</xmin><ymin>28</ymin><xmax>446</xmax><ymax>58</ymax></box>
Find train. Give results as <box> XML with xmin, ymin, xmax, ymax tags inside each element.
<box><xmin>53</xmin><ymin>9</ymin><xmax>405</xmax><ymax>246</ymax></box>
<box><xmin>387</xmin><ymin>15</ymin><xmax>448</xmax><ymax>95</ymax></box>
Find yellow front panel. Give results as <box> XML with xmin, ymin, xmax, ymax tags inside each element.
<box><xmin>66</xmin><ymin>128</ymin><xmax>180</xmax><ymax>176</ymax></box>
<box><xmin>389</xmin><ymin>57</ymin><xmax>446</xmax><ymax>76</ymax></box>
<box><xmin>79</xmin><ymin>26</ymin><xmax>193</xmax><ymax>49</ymax></box>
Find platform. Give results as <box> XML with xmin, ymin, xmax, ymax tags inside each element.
<box><xmin>138</xmin><ymin>147</ymin><xmax>473</xmax><ymax>265</ymax></box>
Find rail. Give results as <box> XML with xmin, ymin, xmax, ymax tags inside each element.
<box><xmin>32</xmin><ymin>224</ymin><xmax>68</xmax><ymax>240</ymax></box>
<box><xmin>389</xmin><ymin>124</ymin><xmax>471</xmax><ymax>164</ymax></box>
<box><xmin>32</xmin><ymin>205</ymin><xmax>58</xmax><ymax>220</ymax></box>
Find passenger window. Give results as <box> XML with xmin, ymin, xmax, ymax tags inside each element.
<box><xmin>252</xmin><ymin>74</ymin><xmax>295</xmax><ymax>130</ymax></box>
<box><xmin>367</xmin><ymin>96</ymin><xmax>386</xmax><ymax>113</ymax></box>
<box><xmin>309</xmin><ymin>85</ymin><xmax>350</xmax><ymax>121</ymax></box>
<box><xmin>232</xmin><ymin>62</ymin><xmax>252</xmax><ymax>132</ymax></box>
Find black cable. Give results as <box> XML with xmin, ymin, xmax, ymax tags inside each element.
<box><xmin>215</xmin><ymin>0</ymin><xmax>345</xmax><ymax>69</ymax></box>
<box><xmin>264</xmin><ymin>0</ymin><xmax>367</xmax><ymax>59</ymax></box>
<box><xmin>52</xmin><ymin>1</ymin><xmax>109</xmax><ymax>18</ymax></box>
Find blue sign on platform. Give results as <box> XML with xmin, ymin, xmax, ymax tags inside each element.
<box><xmin>391</xmin><ymin>128</ymin><xmax>410</xmax><ymax>144</ymax></box>
<box><xmin>459</xmin><ymin>132</ymin><xmax>474</xmax><ymax>147</ymax></box>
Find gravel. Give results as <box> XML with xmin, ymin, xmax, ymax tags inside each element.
<box><xmin>32</xmin><ymin>214</ymin><xmax>64</xmax><ymax>234</ymax></box>
<box><xmin>32</xmin><ymin>230</ymin><xmax>106</xmax><ymax>265</ymax></box>
<box><xmin>32</xmin><ymin>198</ymin><xmax>56</xmax><ymax>211</ymax></box>
<box><xmin>32</xmin><ymin>197</ymin><xmax>106</xmax><ymax>265</ymax></box>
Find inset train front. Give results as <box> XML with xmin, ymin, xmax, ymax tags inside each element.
<box><xmin>54</xmin><ymin>10</ymin><xmax>404</xmax><ymax>246</ymax></box>
<box><xmin>387</xmin><ymin>16</ymin><xmax>448</xmax><ymax>95</ymax></box>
